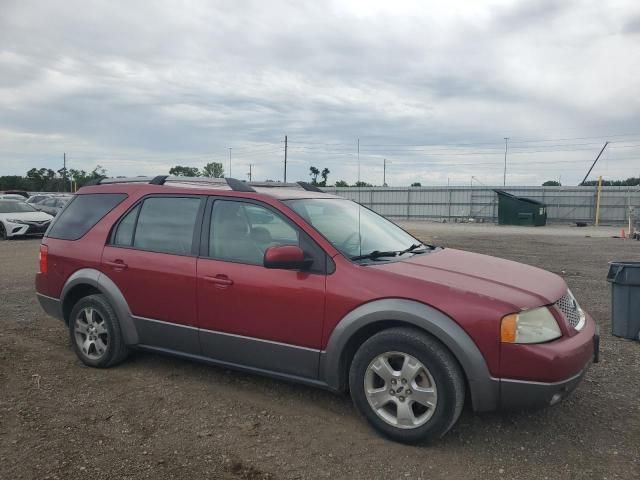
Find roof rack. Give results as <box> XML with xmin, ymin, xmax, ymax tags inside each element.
<box><xmin>88</xmin><ymin>176</ymin><xmax>326</xmax><ymax>194</ymax></box>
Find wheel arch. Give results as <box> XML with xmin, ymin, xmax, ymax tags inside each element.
<box><xmin>60</xmin><ymin>268</ymin><xmax>139</xmax><ymax>345</ymax></box>
<box><xmin>319</xmin><ymin>298</ymin><xmax>499</xmax><ymax>412</ymax></box>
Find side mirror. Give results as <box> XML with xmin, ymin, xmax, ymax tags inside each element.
<box><xmin>264</xmin><ymin>245</ymin><xmax>312</xmax><ymax>270</ymax></box>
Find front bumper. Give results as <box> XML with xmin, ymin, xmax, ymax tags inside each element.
<box><xmin>5</xmin><ymin>220</ymin><xmax>50</xmax><ymax>237</ymax></box>
<box><xmin>497</xmin><ymin>321</ymin><xmax>600</xmax><ymax>410</ymax></box>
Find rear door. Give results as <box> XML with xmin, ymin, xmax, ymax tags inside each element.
<box><xmin>196</xmin><ymin>197</ymin><xmax>328</xmax><ymax>379</ymax></box>
<box><xmin>102</xmin><ymin>195</ymin><xmax>205</xmax><ymax>353</ymax></box>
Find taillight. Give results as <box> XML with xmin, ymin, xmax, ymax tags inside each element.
<box><xmin>39</xmin><ymin>244</ymin><xmax>48</xmax><ymax>274</ymax></box>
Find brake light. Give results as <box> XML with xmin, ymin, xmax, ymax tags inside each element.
<box><xmin>39</xmin><ymin>244</ymin><xmax>48</xmax><ymax>274</ymax></box>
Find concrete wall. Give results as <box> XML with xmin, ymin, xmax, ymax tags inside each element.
<box><xmin>322</xmin><ymin>186</ymin><xmax>640</xmax><ymax>224</ymax></box>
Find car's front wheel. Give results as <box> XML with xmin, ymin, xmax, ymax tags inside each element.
<box><xmin>68</xmin><ymin>294</ymin><xmax>129</xmax><ymax>368</ymax></box>
<box><xmin>0</xmin><ymin>223</ymin><xmax>8</xmax><ymax>240</ymax></box>
<box><xmin>349</xmin><ymin>327</ymin><xmax>465</xmax><ymax>444</ymax></box>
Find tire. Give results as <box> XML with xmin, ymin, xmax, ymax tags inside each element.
<box><xmin>68</xmin><ymin>294</ymin><xmax>130</xmax><ymax>368</ymax></box>
<box><xmin>0</xmin><ymin>223</ymin><xmax>7</xmax><ymax>240</ymax></box>
<box><xmin>349</xmin><ymin>327</ymin><xmax>465</xmax><ymax>444</ymax></box>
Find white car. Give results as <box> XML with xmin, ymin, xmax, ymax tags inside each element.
<box><xmin>0</xmin><ymin>200</ymin><xmax>54</xmax><ymax>239</ymax></box>
<box><xmin>0</xmin><ymin>194</ymin><xmax>27</xmax><ymax>201</ymax></box>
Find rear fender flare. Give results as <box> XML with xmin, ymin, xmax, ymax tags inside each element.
<box><xmin>61</xmin><ymin>268</ymin><xmax>138</xmax><ymax>345</ymax></box>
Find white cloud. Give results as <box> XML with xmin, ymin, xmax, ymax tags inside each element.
<box><xmin>0</xmin><ymin>0</ymin><xmax>639</xmax><ymax>185</ymax></box>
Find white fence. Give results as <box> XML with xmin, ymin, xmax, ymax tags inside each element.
<box><xmin>322</xmin><ymin>186</ymin><xmax>640</xmax><ymax>224</ymax></box>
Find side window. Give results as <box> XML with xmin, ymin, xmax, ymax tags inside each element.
<box><xmin>112</xmin><ymin>204</ymin><xmax>140</xmax><ymax>246</ymax></box>
<box><xmin>133</xmin><ymin>197</ymin><xmax>201</xmax><ymax>255</ymax></box>
<box><xmin>209</xmin><ymin>200</ymin><xmax>298</xmax><ymax>265</ymax></box>
<box><xmin>47</xmin><ymin>194</ymin><xmax>127</xmax><ymax>240</ymax></box>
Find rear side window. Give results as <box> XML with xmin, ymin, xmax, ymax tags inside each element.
<box><xmin>112</xmin><ymin>197</ymin><xmax>201</xmax><ymax>255</ymax></box>
<box><xmin>47</xmin><ymin>194</ymin><xmax>127</xmax><ymax>240</ymax></box>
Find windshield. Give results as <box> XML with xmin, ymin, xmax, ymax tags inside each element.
<box><xmin>0</xmin><ymin>201</ymin><xmax>38</xmax><ymax>213</ymax></box>
<box><xmin>285</xmin><ymin>198</ymin><xmax>421</xmax><ymax>259</ymax></box>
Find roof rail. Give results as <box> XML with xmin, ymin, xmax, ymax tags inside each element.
<box><xmin>150</xmin><ymin>175</ymin><xmax>169</xmax><ymax>185</ymax></box>
<box><xmin>225</xmin><ymin>178</ymin><xmax>256</xmax><ymax>192</ymax></box>
<box><xmin>297</xmin><ymin>181</ymin><xmax>324</xmax><ymax>193</ymax></box>
<box><xmin>98</xmin><ymin>176</ymin><xmax>155</xmax><ymax>185</ymax></box>
<box><xmin>248</xmin><ymin>181</ymin><xmax>300</xmax><ymax>188</ymax></box>
<box><xmin>85</xmin><ymin>175</ymin><xmax>325</xmax><ymax>194</ymax></box>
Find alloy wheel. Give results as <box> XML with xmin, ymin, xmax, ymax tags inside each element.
<box><xmin>364</xmin><ymin>351</ymin><xmax>438</xmax><ymax>429</ymax></box>
<box><xmin>74</xmin><ymin>307</ymin><xmax>109</xmax><ymax>360</ymax></box>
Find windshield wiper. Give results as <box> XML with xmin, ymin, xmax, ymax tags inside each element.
<box><xmin>398</xmin><ymin>243</ymin><xmax>433</xmax><ymax>255</ymax></box>
<box><xmin>350</xmin><ymin>250</ymin><xmax>400</xmax><ymax>261</ymax></box>
<box><xmin>350</xmin><ymin>243</ymin><xmax>436</xmax><ymax>261</ymax></box>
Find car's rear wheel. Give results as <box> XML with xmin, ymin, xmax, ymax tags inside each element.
<box><xmin>349</xmin><ymin>327</ymin><xmax>465</xmax><ymax>444</ymax></box>
<box><xmin>68</xmin><ymin>294</ymin><xmax>129</xmax><ymax>368</ymax></box>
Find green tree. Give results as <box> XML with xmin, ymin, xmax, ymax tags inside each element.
<box><xmin>353</xmin><ymin>181</ymin><xmax>373</xmax><ymax>187</ymax></box>
<box><xmin>319</xmin><ymin>168</ymin><xmax>330</xmax><ymax>187</ymax></box>
<box><xmin>309</xmin><ymin>166</ymin><xmax>320</xmax><ymax>184</ymax></box>
<box><xmin>169</xmin><ymin>165</ymin><xmax>201</xmax><ymax>177</ymax></box>
<box><xmin>542</xmin><ymin>180</ymin><xmax>561</xmax><ymax>186</ymax></box>
<box><xmin>411</xmin><ymin>182</ymin><xmax>422</xmax><ymax>187</ymax></box>
<box><xmin>202</xmin><ymin>162</ymin><xmax>225</xmax><ymax>178</ymax></box>
<box><xmin>335</xmin><ymin>180</ymin><xmax>348</xmax><ymax>187</ymax></box>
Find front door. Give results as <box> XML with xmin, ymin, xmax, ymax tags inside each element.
<box><xmin>196</xmin><ymin>198</ymin><xmax>327</xmax><ymax>379</ymax></box>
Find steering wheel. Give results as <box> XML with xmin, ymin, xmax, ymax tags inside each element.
<box><xmin>340</xmin><ymin>231</ymin><xmax>362</xmax><ymax>252</ymax></box>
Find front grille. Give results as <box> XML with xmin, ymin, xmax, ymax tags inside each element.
<box><xmin>25</xmin><ymin>221</ymin><xmax>50</xmax><ymax>234</ymax></box>
<box><xmin>556</xmin><ymin>291</ymin><xmax>584</xmax><ymax>330</ymax></box>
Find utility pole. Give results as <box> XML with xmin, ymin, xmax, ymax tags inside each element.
<box><xmin>357</xmin><ymin>138</ymin><xmax>360</xmax><ymax>185</ymax></box>
<box><xmin>63</xmin><ymin>152</ymin><xmax>67</xmax><ymax>192</ymax></box>
<box><xmin>284</xmin><ymin>135</ymin><xmax>288</xmax><ymax>182</ymax></box>
<box><xmin>248</xmin><ymin>164</ymin><xmax>253</xmax><ymax>182</ymax></box>
<box><xmin>228</xmin><ymin>148</ymin><xmax>232</xmax><ymax>177</ymax></box>
<box><xmin>383</xmin><ymin>158</ymin><xmax>387</xmax><ymax>186</ymax></box>
<box><xmin>503</xmin><ymin>138</ymin><xmax>509</xmax><ymax>186</ymax></box>
<box><xmin>579</xmin><ymin>141</ymin><xmax>609</xmax><ymax>185</ymax></box>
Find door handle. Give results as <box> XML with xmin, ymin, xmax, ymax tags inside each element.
<box><xmin>104</xmin><ymin>260</ymin><xmax>128</xmax><ymax>270</ymax></box>
<box><xmin>204</xmin><ymin>275</ymin><xmax>234</xmax><ymax>286</ymax></box>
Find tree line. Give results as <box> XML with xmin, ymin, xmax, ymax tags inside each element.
<box><xmin>543</xmin><ymin>177</ymin><xmax>640</xmax><ymax>187</ymax></box>
<box><xmin>0</xmin><ymin>165</ymin><xmax>107</xmax><ymax>191</ymax></box>
<box><xmin>3</xmin><ymin>162</ymin><xmax>638</xmax><ymax>191</ymax></box>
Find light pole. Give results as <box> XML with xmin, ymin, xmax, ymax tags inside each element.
<box><xmin>503</xmin><ymin>137</ymin><xmax>509</xmax><ymax>186</ymax></box>
<box><xmin>383</xmin><ymin>158</ymin><xmax>390</xmax><ymax>186</ymax></box>
<box><xmin>228</xmin><ymin>147</ymin><xmax>232</xmax><ymax>177</ymax></box>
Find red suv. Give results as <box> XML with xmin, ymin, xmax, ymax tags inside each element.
<box><xmin>36</xmin><ymin>176</ymin><xmax>599</xmax><ymax>443</ymax></box>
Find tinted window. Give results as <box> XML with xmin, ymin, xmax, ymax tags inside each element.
<box><xmin>112</xmin><ymin>204</ymin><xmax>140</xmax><ymax>246</ymax></box>
<box><xmin>47</xmin><ymin>194</ymin><xmax>127</xmax><ymax>240</ymax></box>
<box><xmin>133</xmin><ymin>197</ymin><xmax>201</xmax><ymax>255</ymax></box>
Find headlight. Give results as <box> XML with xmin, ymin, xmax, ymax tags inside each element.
<box><xmin>501</xmin><ymin>307</ymin><xmax>562</xmax><ymax>344</ymax></box>
<box><xmin>6</xmin><ymin>218</ymin><xmax>26</xmax><ymax>224</ymax></box>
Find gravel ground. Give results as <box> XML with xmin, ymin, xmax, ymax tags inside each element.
<box><xmin>1</xmin><ymin>225</ymin><xmax>639</xmax><ymax>480</ymax></box>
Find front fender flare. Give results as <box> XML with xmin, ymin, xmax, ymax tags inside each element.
<box><xmin>319</xmin><ymin>298</ymin><xmax>499</xmax><ymax>412</ymax></box>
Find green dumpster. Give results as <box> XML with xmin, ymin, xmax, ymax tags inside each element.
<box><xmin>494</xmin><ymin>190</ymin><xmax>547</xmax><ymax>226</ymax></box>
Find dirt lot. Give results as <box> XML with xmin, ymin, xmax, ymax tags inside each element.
<box><xmin>1</xmin><ymin>224</ymin><xmax>639</xmax><ymax>480</ymax></box>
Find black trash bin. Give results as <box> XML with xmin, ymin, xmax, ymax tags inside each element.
<box><xmin>607</xmin><ymin>262</ymin><xmax>640</xmax><ymax>341</ymax></box>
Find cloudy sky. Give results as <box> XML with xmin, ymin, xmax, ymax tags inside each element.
<box><xmin>1</xmin><ymin>0</ymin><xmax>639</xmax><ymax>186</ymax></box>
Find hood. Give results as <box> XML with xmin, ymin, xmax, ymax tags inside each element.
<box><xmin>0</xmin><ymin>211</ymin><xmax>53</xmax><ymax>222</ymax></box>
<box><xmin>371</xmin><ymin>248</ymin><xmax>566</xmax><ymax>311</ymax></box>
